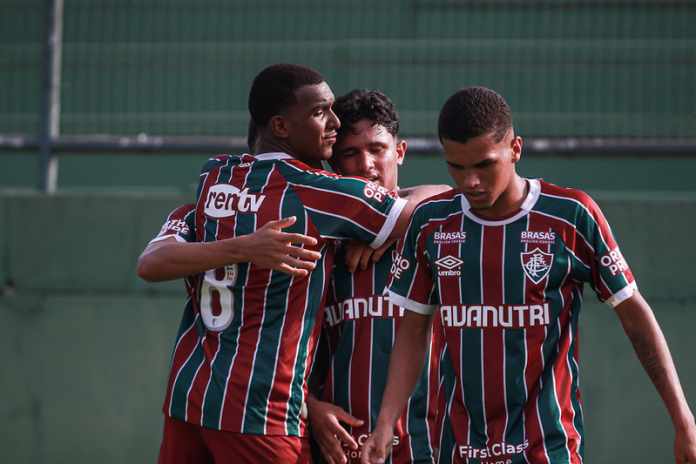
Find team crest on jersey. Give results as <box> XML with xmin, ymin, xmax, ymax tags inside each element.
<box><xmin>521</xmin><ymin>248</ymin><xmax>553</xmax><ymax>284</ymax></box>
<box><xmin>435</xmin><ymin>255</ymin><xmax>463</xmax><ymax>277</ymax></box>
<box><xmin>204</xmin><ymin>184</ymin><xmax>266</xmax><ymax>218</ymax></box>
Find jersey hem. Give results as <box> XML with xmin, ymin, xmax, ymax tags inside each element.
<box><xmin>387</xmin><ymin>290</ymin><xmax>436</xmax><ymax>315</ymax></box>
<box><xmin>371</xmin><ymin>197</ymin><xmax>408</xmax><ymax>249</ymax></box>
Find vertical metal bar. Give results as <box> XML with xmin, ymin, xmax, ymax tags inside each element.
<box><xmin>38</xmin><ymin>0</ymin><xmax>63</xmax><ymax>193</ymax></box>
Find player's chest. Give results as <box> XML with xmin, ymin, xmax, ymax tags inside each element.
<box><xmin>424</xmin><ymin>222</ymin><xmax>573</xmax><ymax>302</ymax></box>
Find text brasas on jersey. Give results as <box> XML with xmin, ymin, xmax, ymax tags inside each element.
<box><xmin>204</xmin><ymin>184</ymin><xmax>266</xmax><ymax>218</ymax></box>
<box><xmin>440</xmin><ymin>303</ymin><xmax>550</xmax><ymax>329</ymax></box>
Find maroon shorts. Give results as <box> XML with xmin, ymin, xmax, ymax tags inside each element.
<box><xmin>158</xmin><ymin>415</ymin><xmax>312</xmax><ymax>464</ymax></box>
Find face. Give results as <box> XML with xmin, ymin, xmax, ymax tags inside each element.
<box><xmin>442</xmin><ymin>129</ymin><xmax>522</xmax><ymax>211</ymax></box>
<box><xmin>330</xmin><ymin>119</ymin><xmax>406</xmax><ymax>191</ymax></box>
<box><xmin>275</xmin><ymin>82</ymin><xmax>340</xmax><ymax>167</ymax></box>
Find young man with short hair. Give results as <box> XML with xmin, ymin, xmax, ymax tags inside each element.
<box><xmin>361</xmin><ymin>87</ymin><xmax>696</xmax><ymax>464</ymax></box>
<box><xmin>307</xmin><ymin>90</ymin><xmax>449</xmax><ymax>464</ymax></box>
<box><xmin>140</xmin><ymin>64</ymin><xmax>430</xmax><ymax>464</ymax></box>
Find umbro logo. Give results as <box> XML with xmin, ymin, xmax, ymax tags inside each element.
<box><xmin>435</xmin><ymin>255</ymin><xmax>463</xmax><ymax>277</ymax></box>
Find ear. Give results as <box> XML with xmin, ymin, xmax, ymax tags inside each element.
<box><xmin>395</xmin><ymin>139</ymin><xmax>407</xmax><ymax>166</ymax></box>
<box><xmin>269</xmin><ymin>115</ymin><xmax>290</xmax><ymax>139</ymax></box>
<box><xmin>511</xmin><ymin>135</ymin><xmax>523</xmax><ymax>163</ymax></box>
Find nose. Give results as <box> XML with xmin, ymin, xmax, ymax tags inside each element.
<box><xmin>328</xmin><ymin>108</ymin><xmax>340</xmax><ymax>131</ymax></box>
<box><xmin>461</xmin><ymin>171</ymin><xmax>480</xmax><ymax>190</ymax></box>
<box><xmin>356</xmin><ymin>152</ymin><xmax>375</xmax><ymax>175</ymax></box>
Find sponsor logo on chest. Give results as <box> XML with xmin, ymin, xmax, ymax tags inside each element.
<box><xmin>521</xmin><ymin>248</ymin><xmax>554</xmax><ymax>284</ymax></box>
<box><xmin>324</xmin><ymin>295</ymin><xmax>405</xmax><ymax>325</ymax></box>
<box><xmin>204</xmin><ymin>184</ymin><xmax>266</xmax><ymax>218</ymax></box>
<box><xmin>441</xmin><ymin>304</ymin><xmax>550</xmax><ymax>328</ymax></box>
<box><xmin>520</xmin><ymin>230</ymin><xmax>556</xmax><ymax>245</ymax></box>
<box><xmin>433</xmin><ymin>231</ymin><xmax>467</xmax><ymax>245</ymax></box>
<box><xmin>459</xmin><ymin>440</ymin><xmax>529</xmax><ymax>461</ymax></box>
<box><xmin>435</xmin><ymin>255</ymin><xmax>464</xmax><ymax>277</ymax></box>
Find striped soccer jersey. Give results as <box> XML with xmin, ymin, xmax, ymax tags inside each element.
<box><xmin>156</xmin><ymin>152</ymin><xmax>407</xmax><ymax>438</ymax></box>
<box><xmin>316</xmin><ymin>243</ymin><xmax>444</xmax><ymax>463</ymax></box>
<box><xmin>387</xmin><ymin>179</ymin><xmax>637</xmax><ymax>464</ymax></box>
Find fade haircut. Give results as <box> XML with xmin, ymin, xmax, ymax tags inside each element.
<box><xmin>438</xmin><ymin>86</ymin><xmax>512</xmax><ymax>144</ymax></box>
<box><xmin>333</xmin><ymin>89</ymin><xmax>400</xmax><ymax>139</ymax></box>
<box><xmin>248</xmin><ymin>63</ymin><xmax>325</xmax><ymax>127</ymax></box>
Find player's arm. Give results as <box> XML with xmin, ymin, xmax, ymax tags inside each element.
<box><xmin>344</xmin><ymin>184</ymin><xmax>451</xmax><ymax>272</ymax></box>
<box><xmin>614</xmin><ymin>291</ymin><xmax>696</xmax><ymax>464</ymax></box>
<box><xmin>307</xmin><ymin>393</ymin><xmax>363</xmax><ymax>464</ymax></box>
<box><xmin>137</xmin><ymin>216</ymin><xmax>321</xmax><ymax>281</ymax></box>
<box><xmin>361</xmin><ymin>311</ymin><xmax>434</xmax><ymax>464</ymax></box>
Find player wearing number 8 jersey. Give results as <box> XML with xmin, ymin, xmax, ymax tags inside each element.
<box><xmin>361</xmin><ymin>87</ymin><xmax>696</xmax><ymax>464</ymax></box>
<box><xmin>142</xmin><ymin>64</ymin><xmax>433</xmax><ymax>464</ymax></box>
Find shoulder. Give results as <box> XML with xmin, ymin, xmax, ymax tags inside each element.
<box><xmin>200</xmin><ymin>153</ymin><xmax>249</xmax><ymax>173</ymax></box>
<box><xmin>167</xmin><ymin>203</ymin><xmax>195</xmax><ymax>220</ymax></box>
<box><xmin>537</xmin><ymin>180</ymin><xmax>601</xmax><ymax>216</ymax></box>
<box><xmin>407</xmin><ymin>189</ymin><xmax>462</xmax><ymax>233</ymax></box>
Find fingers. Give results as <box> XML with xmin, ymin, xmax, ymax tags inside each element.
<box><xmin>317</xmin><ymin>430</ymin><xmax>348</xmax><ymax>464</ymax></box>
<box><xmin>268</xmin><ymin>216</ymin><xmax>297</xmax><ymax>229</ymax></box>
<box><xmin>345</xmin><ymin>242</ymin><xmax>363</xmax><ymax>273</ymax></box>
<box><xmin>359</xmin><ymin>247</ymin><xmax>373</xmax><ymax>271</ymax></box>
<box><xmin>287</xmin><ymin>245</ymin><xmax>322</xmax><ymax>261</ymax></box>
<box><xmin>281</xmin><ymin>232</ymin><xmax>318</xmax><ymax>248</ymax></box>
<box><xmin>334</xmin><ymin>408</ymin><xmax>364</xmax><ymax>428</ymax></box>
<box><xmin>372</xmin><ymin>238</ymin><xmax>397</xmax><ymax>263</ymax></box>
<box><xmin>280</xmin><ymin>256</ymin><xmax>317</xmax><ymax>272</ymax></box>
<box><xmin>276</xmin><ymin>264</ymin><xmax>309</xmax><ymax>278</ymax></box>
<box><xmin>361</xmin><ymin>439</ymin><xmax>385</xmax><ymax>464</ymax></box>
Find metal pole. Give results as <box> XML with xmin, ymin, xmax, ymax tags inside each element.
<box><xmin>38</xmin><ymin>0</ymin><xmax>63</xmax><ymax>193</ymax></box>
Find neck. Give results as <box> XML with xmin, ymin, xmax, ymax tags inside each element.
<box><xmin>256</xmin><ymin>137</ymin><xmax>322</xmax><ymax>169</ymax></box>
<box><xmin>473</xmin><ymin>175</ymin><xmax>528</xmax><ymax>220</ymax></box>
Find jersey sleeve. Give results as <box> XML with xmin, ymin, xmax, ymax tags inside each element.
<box><xmin>386</xmin><ymin>206</ymin><xmax>438</xmax><ymax>315</ymax></box>
<box><xmin>283</xmin><ymin>163</ymin><xmax>407</xmax><ymax>248</ymax></box>
<box><xmin>149</xmin><ymin>204</ymin><xmax>196</xmax><ymax>244</ymax></box>
<box><xmin>573</xmin><ymin>193</ymin><xmax>637</xmax><ymax>307</ymax></box>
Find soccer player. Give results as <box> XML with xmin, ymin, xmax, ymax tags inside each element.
<box><xmin>306</xmin><ymin>90</ymin><xmax>449</xmax><ymax>464</ymax></box>
<box><xmin>361</xmin><ymin>87</ymin><xmax>696</xmax><ymax>464</ymax></box>
<box><xmin>140</xmin><ymin>64</ymin><xmax>434</xmax><ymax>464</ymax></box>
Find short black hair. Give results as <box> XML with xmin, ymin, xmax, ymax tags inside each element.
<box><xmin>438</xmin><ymin>86</ymin><xmax>512</xmax><ymax>144</ymax></box>
<box><xmin>333</xmin><ymin>89</ymin><xmax>400</xmax><ymax>139</ymax></box>
<box><xmin>248</xmin><ymin>63</ymin><xmax>325</xmax><ymax>127</ymax></box>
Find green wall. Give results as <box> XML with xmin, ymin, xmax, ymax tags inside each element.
<box><xmin>0</xmin><ymin>191</ymin><xmax>695</xmax><ymax>463</ymax></box>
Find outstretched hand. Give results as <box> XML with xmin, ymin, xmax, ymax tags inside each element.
<box><xmin>240</xmin><ymin>216</ymin><xmax>322</xmax><ymax>277</ymax></box>
<box><xmin>307</xmin><ymin>397</ymin><xmax>364</xmax><ymax>464</ymax></box>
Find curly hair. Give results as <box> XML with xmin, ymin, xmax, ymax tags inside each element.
<box><xmin>333</xmin><ymin>89</ymin><xmax>400</xmax><ymax>138</ymax></box>
<box><xmin>438</xmin><ymin>86</ymin><xmax>512</xmax><ymax>144</ymax></box>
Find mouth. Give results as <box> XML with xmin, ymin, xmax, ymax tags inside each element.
<box><xmin>323</xmin><ymin>132</ymin><xmax>338</xmax><ymax>144</ymax></box>
<box><xmin>464</xmin><ymin>191</ymin><xmax>488</xmax><ymax>200</ymax></box>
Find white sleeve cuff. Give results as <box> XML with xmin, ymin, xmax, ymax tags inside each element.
<box><xmin>370</xmin><ymin>197</ymin><xmax>407</xmax><ymax>249</ymax></box>
<box><xmin>388</xmin><ymin>290</ymin><xmax>436</xmax><ymax>315</ymax></box>
<box><xmin>606</xmin><ymin>281</ymin><xmax>638</xmax><ymax>307</ymax></box>
<box><xmin>148</xmin><ymin>234</ymin><xmax>186</xmax><ymax>246</ymax></box>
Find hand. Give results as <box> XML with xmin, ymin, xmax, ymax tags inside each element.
<box><xmin>360</xmin><ymin>423</ymin><xmax>394</xmax><ymax>464</ymax></box>
<box><xmin>675</xmin><ymin>421</ymin><xmax>696</xmax><ymax>464</ymax></box>
<box><xmin>237</xmin><ymin>216</ymin><xmax>322</xmax><ymax>277</ymax></box>
<box><xmin>344</xmin><ymin>239</ymin><xmax>394</xmax><ymax>273</ymax></box>
<box><xmin>307</xmin><ymin>397</ymin><xmax>364</xmax><ymax>464</ymax></box>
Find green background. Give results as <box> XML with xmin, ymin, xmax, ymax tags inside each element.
<box><xmin>1</xmin><ymin>1</ymin><xmax>695</xmax><ymax>462</ymax></box>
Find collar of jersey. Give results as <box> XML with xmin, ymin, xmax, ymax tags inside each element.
<box><xmin>254</xmin><ymin>151</ymin><xmax>294</xmax><ymax>161</ymax></box>
<box><xmin>460</xmin><ymin>178</ymin><xmax>541</xmax><ymax>226</ymax></box>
